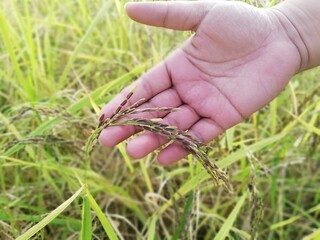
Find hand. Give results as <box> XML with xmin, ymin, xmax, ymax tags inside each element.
<box><xmin>99</xmin><ymin>1</ymin><xmax>301</xmax><ymax>165</ymax></box>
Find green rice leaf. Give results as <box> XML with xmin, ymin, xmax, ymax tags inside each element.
<box><xmin>214</xmin><ymin>192</ymin><xmax>247</xmax><ymax>240</ymax></box>
<box><xmin>271</xmin><ymin>203</ymin><xmax>320</xmax><ymax>230</ymax></box>
<box><xmin>147</xmin><ymin>214</ymin><xmax>157</xmax><ymax>240</ymax></box>
<box><xmin>139</xmin><ymin>156</ymin><xmax>154</xmax><ymax>193</ymax></box>
<box><xmin>0</xmin><ymin>212</ymin><xmax>81</xmax><ymax>230</ymax></box>
<box><xmin>290</xmin><ymin>112</ymin><xmax>320</xmax><ymax>135</ymax></box>
<box><xmin>86</xmin><ymin>190</ymin><xmax>119</xmax><ymax>240</ymax></box>
<box><xmin>81</xmin><ymin>195</ymin><xmax>92</xmax><ymax>240</ymax></box>
<box><xmin>16</xmin><ymin>186</ymin><xmax>84</xmax><ymax>240</ymax></box>
<box><xmin>302</xmin><ymin>228</ymin><xmax>320</xmax><ymax>240</ymax></box>
<box><xmin>117</xmin><ymin>142</ymin><xmax>134</xmax><ymax>173</ymax></box>
<box><xmin>171</xmin><ymin>190</ymin><xmax>194</xmax><ymax>240</ymax></box>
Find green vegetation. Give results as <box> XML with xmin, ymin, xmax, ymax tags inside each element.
<box><xmin>0</xmin><ymin>0</ymin><xmax>319</xmax><ymax>239</ymax></box>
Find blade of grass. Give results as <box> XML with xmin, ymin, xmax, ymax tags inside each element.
<box><xmin>171</xmin><ymin>190</ymin><xmax>194</xmax><ymax>240</ymax></box>
<box><xmin>282</xmin><ymin>100</ymin><xmax>318</xmax><ymax>133</ymax></box>
<box><xmin>270</xmin><ymin>99</ymin><xmax>278</xmax><ymax>135</ymax></box>
<box><xmin>214</xmin><ymin>192</ymin><xmax>247</xmax><ymax>240</ymax></box>
<box><xmin>288</xmin><ymin>111</ymin><xmax>320</xmax><ymax>135</ymax></box>
<box><xmin>16</xmin><ymin>185</ymin><xmax>84</xmax><ymax>240</ymax></box>
<box><xmin>81</xmin><ymin>194</ymin><xmax>92</xmax><ymax>240</ymax></box>
<box><xmin>302</xmin><ymin>107</ymin><xmax>319</xmax><ymax>144</ymax></box>
<box><xmin>0</xmin><ymin>212</ymin><xmax>81</xmax><ymax>230</ymax></box>
<box><xmin>139</xmin><ymin>155</ymin><xmax>154</xmax><ymax>193</ymax></box>
<box><xmin>117</xmin><ymin>142</ymin><xmax>134</xmax><ymax>173</ymax></box>
<box><xmin>198</xmin><ymin>207</ymin><xmax>251</xmax><ymax>239</ymax></box>
<box><xmin>226</xmin><ymin>127</ymin><xmax>235</xmax><ymax>151</ymax></box>
<box><xmin>289</xmin><ymin>82</ymin><xmax>298</xmax><ymax>115</ymax></box>
<box><xmin>252</xmin><ymin>112</ymin><xmax>259</xmax><ymax>141</ymax></box>
<box><xmin>271</xmin><ymin>203</ymin><xmax>320</xmax><ymax>230</ymax></box>
<box><xmin>86</xmin><ymin>190</ymin><xmax>119</xmax><ymax>240</ymax></box>
<box><xmin>218</xmin><ymin>133</ymin><xmax>285</xmax><ymax>169</ymax></box>
<box><xmin>270</xmin><ymin>216</ymin><xmax>301</xmax><ymax>230</ymax></box>
<box><xmin>302</xmin><ymin>228</ymin><xmax>320</xmax><ymax>240</ymax></box>
<box><xmin>147</xmin><ymin>214</ymin><xmax>157</xmax><ymax>240</ymax></box>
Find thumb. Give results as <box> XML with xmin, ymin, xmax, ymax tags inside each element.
<box><xmin>125</xmin><ymin>1</ymin><xmax>215</xmax><ymax>31</ymax></box>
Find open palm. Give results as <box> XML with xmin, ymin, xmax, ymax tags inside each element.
<box><xmin>99</xmin><ymin>1</ymin><xmax>300</xmax><ymax>165</ymax></box>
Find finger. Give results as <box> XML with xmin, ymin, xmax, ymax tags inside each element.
<box><xmin>99</xmin><ymin>46</ymin><xmax>205</xmax><ymax>147</ymax></box>
<box><xmin>157</xmin><ymin>118</ymin><xmax>224</xmax><ymax>165</ymax></box>
<box><xmin>99</xmin><ymin>45</ymin><xmax>206</xmax><ymax>121</ymax></box>
<box><xmin>126</xmin><ymin>105</ymin><xmax>200</xmax><ymax>159</ymax></box>
<box><xmin>99</xmin><ymin>88</ymin><xmax>181</xmax><ymax>147</ymax></box>
<box><xmin>125</xmin><ymin>1</ymin><xmax>215</xmax><ymax>31</ymax></box>
<box><xmin>99</xmin><ymin>60</ymin><xmax>172</xmax><ymax>120</ymax></box>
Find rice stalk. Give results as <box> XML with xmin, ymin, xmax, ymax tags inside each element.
<box><xmin>85</xmin><ymin>91</ymin><xmax>232</xmax><ymax>192</ymax></box>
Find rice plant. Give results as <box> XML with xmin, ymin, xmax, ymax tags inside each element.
<box><xmin>0</xmin><ymin>0</ymin><xmax>319</xmax><ymax>239</ymax></box>
<box><xmin>86</xmin><ymin>91</ymin><xmax>232</xmax><ymax>192</ymax></box>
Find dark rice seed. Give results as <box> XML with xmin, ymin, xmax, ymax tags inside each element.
<box><xmin>115</xmin><ymin>106</ymin><xmax>122</xmax><ymax>114</ymax></box>
<box><xmin>176</xmin><ymin>136</ymin><xmax>185</xmax><ymax>142</ymax></box>
<box><xmin>159</xmin><ymin>123</ymin><xmax>169</xmax><ymax>128</ymax></box>
<box><xmin>182</xmin><ymin>140</ymin><xmax>191</xmax><ymax>147</ymax></box>
<box><xmin>213</xmin><ymin>163</ymin><xmax>219</xmax><ymax>169</ymax></box>
<box><xmin>126</xmin><ymin>91</ymin><xmax>134</xmax><ymax>99</ymax></box>
<box><xmin>99</xmin><ymin>114</ymin><xmax>105</xmax><ymax>122</ymax></box>
<box><xmin>120</xmin><ymin>99</ymin><xmax>127</xmax><ymax>106</ymax></box>
<box><xmin>110</xmin><ymin>113</ymin><xmax>115</xmax><ymax>119</ymax></box>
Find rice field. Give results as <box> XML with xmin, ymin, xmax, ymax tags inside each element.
<box><xmin>0</xmin><ymin>0</ymin><xmax>319</xmax><ymax>239</ymax></box>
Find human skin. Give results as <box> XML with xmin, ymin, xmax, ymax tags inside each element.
<box><xmin>99</xmin><ymin>0</ymin><xmax>320</xmax><ymax>165</ymax></box>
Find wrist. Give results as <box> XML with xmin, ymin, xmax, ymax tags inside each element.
<box><xmin>271</xmin><ymin>0</ymin><xmax>320</xmax><ymax>72</ymax></box>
